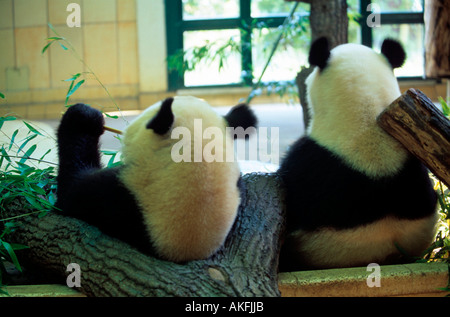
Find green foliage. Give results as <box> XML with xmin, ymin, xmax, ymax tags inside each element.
<box><xmin>0</xmin><ymin>115</ymin><xmax>58</xmax><ymax>293</ymax></box>
<box><xmin>421</xmin><ymin>178</ymin><xmax>450</xmax><ymax>263</ymax></box>
<box><xmin>167</xmin><ymin>4</ymin><xmax>309</xmax><ymax>103</ymax></box>
<box><xmin>0</xmin><ymin>23</ymin><xmax>126</xmax><ymax>290</ymax></box>
<box><xmin>439</xmin><ymin>96</ymin><xmax>450</xmax><ymax>117</ymax></box>
<box><xmin>42</xmin><ymin>23</ymin><xmax>124</xmax><ymax>114</ymax></box>
<box><xmin>167</xmin><ymin>36</ymin><xmax>242</xmax><ymax>77</ymax></box>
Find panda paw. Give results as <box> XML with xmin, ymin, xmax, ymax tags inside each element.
<box><xmin>58</xmin><ymin>104</ymin><xmax>105</xmax><ymax>137</ymax></box>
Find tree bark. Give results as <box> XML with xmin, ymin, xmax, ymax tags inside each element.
<box><xmin>424</xmin><ymin>0</ymin><xmax>450</xmax><ymax>78</ymax></box>
<box><xmin>4</xmin><ymin>173</ymin><xmax>285</xmax><ymax>297</ymax></box>
<box><xmin>377</xmin><ymin>88</ymin><xmax>450</xmax><ymax>188</ymax></box>
<box><xmin>295</xmin><ymin>0</ymin><xmax>349</xmax><ymax>131</ymax></box>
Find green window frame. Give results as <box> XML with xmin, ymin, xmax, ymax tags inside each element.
<box><xmin>165</xmin><ymin>0</ymin><xmax>425</xmax><ymax>91</ymax></box>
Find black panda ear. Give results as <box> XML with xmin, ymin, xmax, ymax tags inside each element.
<box><xmin>224</xmin><ymin>103</ymin><xmax>258</xmax><ymax>130</ymax></box>
<box><xmin>309</xmin><ymin>37</ymin><xmax>330</xmax><ymax>70</ymax></box>
<box><xmin>146</xmin><ymin>97</ymin><xmax>174</xmax><ymax>135</ymax></box>
<box><xmin>381</xmin><ymin>39</ymin><xmax>406</xmax><ymax>69</ymax></box>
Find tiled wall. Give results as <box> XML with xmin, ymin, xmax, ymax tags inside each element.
<box><xmin>0</xmin><ymin>0</ymin><xmax>151</xmax><ymax>119</ymax></box>
<box><xmin>0</xmin><ymin>0</ymin><xmax>446</xmax><ymax>120</ymax></box>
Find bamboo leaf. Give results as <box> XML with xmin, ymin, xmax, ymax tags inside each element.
<box><xmin>47</xmin><ymin>23</ymin><xmax>58</xmax><ymax>35</ymax></box>
<box><xmin>42</xmin><ymin>41</ymin><xmax>54</xmax><ymax>54</ymax></box>
<box><xmin>39</xmin><ymin>148</ymin><xmax>52</xmax><ymax>162</ymax></box>
<box><xmin>0</xmin><ymin>147</ymin><xmax>11</xmax><ymax>163</ymax></box>
<box><xmin>8</xmin><ymin>129</ymin><xmax>19</xmax><ymax>151</ymax></box>
<box><xmin>59</xmin><ymin>42</ymin><xmax>68</xmax><ymax>51</ymax></box>
<box><xmin>16</xmin><ymin>134</ymin><xmax>37</xmax><ymax>155</ymax></box>
<box><xmin>66</xmin><ymin>79</ymin><xmax>85</xmax><ymax>98</ymax></box>
<box><xmin>64</xmin><ymin>73</ymin><xmax>81</xmax><ymax>82</ymax></box>
<box><xmin>0</xmin><ymin>240</ymin><xmax>22</xmax><ymax>272</ymax></box>
<box><xmin>23</xmin><ymin>121</ymin><xmax>44</xmax><ymax>136</ymax></box>
<box><xmin>0</xmin><ymin>116</ymin><xmax>16</xmax><ymax>130</ymax></box>
<box><xmin>19</xmin><ymin>144</ymin><xmax>37</xmax><ymax>164</ymax></box>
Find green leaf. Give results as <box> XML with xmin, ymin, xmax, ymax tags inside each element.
<box><xmin>64</xmin><ymin>73</ymin><xmax>81</xmax><ymax>82</ymax></box>
<box><xmin>0</xmin><ymin>240</ymin><xmax>22</xmax><ymax>272</ymax></box>
<box><xmin>19</xmin><ymin>144</ymin><xmax>37</xmax><ymax>164</ymax></box>
<box><xmin>16</xmin><ymin>134</ymin><xmax>37</xmax><ymax>155</ymax></box>
<box><xmin>42</xmin><ymin>41</ymin><xmax>53</xmax><ymax>54</ymax></box>
<box><xmin>0</xmin><ymin>92</ymin><xmax>4</xmax><ymax>98</ymax></box>
<box><xmin>0</xmin><ymin>116</ymin><xmax>16</xmax><ymax>130</ymax></box>
<box><xmin>8</xmin><ymin>129</ymin><xmax>19</xmax><ymax>151</ymax></box>
<box><xmin>59</xmin><ymin>42</ymin><xmax>68</xmax><ymax>50</ymax></box>
<box><xmin>29</xmin><ymin>183</ymin><xmax>46</xmax><ymax>195</ymax></box>
<box><xmin>24</xmin><ymin>194</ymin><xmax>43</xmax><ymax>210</ymax></box>
<box><xmin>0</xmin><ymin>147</ymin><xmax>12</xmax><ymax>163</ymax></box>
<box><xmin>104</xmin><ymin>112</ymin><xmax>119</xmax><ymax>119</ymax></box>
<box><xmin>66</xmin><ymin>79</ymin><xmax>85</xmax><ymax>98</ymax></box>
<box><xmin>39</xmin><ymin>148</ymin><xmax>52</xmax><ymax>162</ymax></box>
<box><xmin>439</xmin><ymin>97</ymin><xmax>450</xmax><ymax>118</ymax></box>
<box><xmin>23</xmin><ymin>121</ymin><xmax>44</xmax><ymax>136</ymax></box>
<box><xmin>47</xmin><ymin>22</ymin><xmax>58</xmax><ymax>35</ymax></box>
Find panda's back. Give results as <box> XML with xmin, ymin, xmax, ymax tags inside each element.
<box><xmin>278</xmin><ymin>136</ymin><xmax>438</xmax><ymax>270</ymax></box>
<box><xmin>120</xmin><ymin>158</ymin><xmax>241</xmax><ymax>262</ymax></box>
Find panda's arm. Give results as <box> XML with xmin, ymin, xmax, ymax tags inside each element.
<box><xmin>56</xmin><ymin>103</ymin><xmax>104</xmax><ymax>202</ymax></box>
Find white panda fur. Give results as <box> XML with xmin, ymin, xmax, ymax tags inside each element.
<box><xmin>278</xmin><ymin>38</ymin><xmax>438</xmax><ymax>271</ymax></box>
<box><xmin>56</xmin><ymin>96</ymin><xmax>257</xmax><ymax>263</ymax></box>
<box><xmin>306</xmin><ymin>43</ymin><xmax>409</xmax><ymax>178</ymax></box>
<box><xmin>119</xmin><ymin>96</ymin><xmax>241</xmax><ymax>262</ymax></box>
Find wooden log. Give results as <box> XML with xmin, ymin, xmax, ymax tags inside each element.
<box><xmin>377</xmin><ymin>88</ymin><xmax>450</xmax><ymax>188</ymax></box>
<box><xmin>424</xmin><ymin>0</ymin><xmax>450</xmax><ymax>78</ymax></box>
<box><xmin>4</xmin><ymin>173</ymin><xmax>285</xmax><ymax>297</ymax></box>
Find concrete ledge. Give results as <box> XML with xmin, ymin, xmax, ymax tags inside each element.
<box><xmin>278</xmin><ymin>262</ymin><xmax>449</xmax><ymax>297</ymax></box>
<box><xmin>1</xmin><ymin>263</ymin><xmax>447</xmax><ymax>297</ymax></box>
<box><xmin>0</xmin><ymin>284</ymin><xmax>86</xmax><ymax>297</ymax></box>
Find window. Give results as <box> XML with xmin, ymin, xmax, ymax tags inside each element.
<box><xmin>165</xmin><ymin>0</ymin><xmax>425</xmax><ymax>91</ymax></box>
<box><xmin>351</xmin><ymin>0</ymin><xmax>425</xmax><ymax>77</ymax></box>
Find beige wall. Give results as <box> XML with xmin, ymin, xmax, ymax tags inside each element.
<box><xmin>0</xmin><ymin>0</ymin><xmax>446</xmax><ymax>120</ymax></box>
<box><xmin>0</xmin><ymin>0</ymin><xmax>170</xmax><ymax>119</ymax></box>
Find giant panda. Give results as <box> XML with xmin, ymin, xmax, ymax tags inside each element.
<box><xmin>278</xmin><ymin>37</ymin><xmax>438</xmax><ymax>271</ymax></box>
<box><xmin>56</xmin><ymin>96</ymin><xmax>257</xmax><ymax>263</ymax></box>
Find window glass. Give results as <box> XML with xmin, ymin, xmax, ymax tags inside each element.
<box><xmin>376</xmin><ymin>0</ymin><xmax>423</xmax><ymax>12</ymax></box>
<box><xmin>183</xmin><ymin>30</ymin><xmax>242</xmax><ymax>86</ymax></box>
<box><xmin>252</xmin><ymin>25</ymin><xmax>309</xmax><ymax>82</ymax></box>
<box><xmin>182</xmin><ymin>0</ymin><xmax>239</xmax><ymax>20</ymax></box>
<box><xmin>348</xmin><ymin>0</ymin><xmax>361</xmax><ymax>44</ymax></box>
<box><xmin>251</xmin><ymin>0</ymin><xmax>309</xmax><ymax>18</ymax></box>
<box><xmin>373</xmin><ymin>23</ymin><xmax>424</xmax><ymax>77</ymax></box>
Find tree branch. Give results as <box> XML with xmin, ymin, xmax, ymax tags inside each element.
<box><xmin>377</xmin><ymin>88</ymin><xmax>450</xmax><ymax>187</ymax></box>
<box><xmin>5</xmin><ymin>173</ymin><xmax>285</xmax><ymax>297</ymax></box>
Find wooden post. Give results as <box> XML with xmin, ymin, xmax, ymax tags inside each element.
<box><xmin>377</xmin><ymin>88</ymin><xmax>450</xmax><ymax>188</ymax></box>
<box><xmin>424</xmin><ymin>0</ymin><xmax>450</xmax><ymax>79</ymax></box>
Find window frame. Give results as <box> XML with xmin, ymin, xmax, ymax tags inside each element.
<box><xmin>165</xmin><ymin>0</ymin><xmax>426</xmax><ymax>91</ymax></box>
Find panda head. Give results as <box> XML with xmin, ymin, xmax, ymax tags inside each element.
<box><xmin>121</xmin><ymin>95</ymin><xmax>257</xmax><ymax>168</ymax></box>
<box><xmin>306</xmin><ymin>37</ymin><xmax>406</xmax><ymax>127</ymax></box>
<box><xmin>305</xmin><ymin>37</ymin><xmax>409</xmax><ymax>178</ymax></box>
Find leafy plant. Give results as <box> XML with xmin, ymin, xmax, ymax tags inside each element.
<box><xmin>0</xmin><ymin>114</ymin><xmax>58</xmax><ymax>293</ymax></box>
<box><xmin>42</xmin><ymin>23</ymin><xmax>125</xmax><ymax>119</ymax></box>
<box><xmin>425</xmin><ymin>98</ymin><xmax>450</xmax><ymax>262</ymax></box>
<box><xmin>1</xmin><ymin>22</ymin><xmax>128</xmax><ymax>291</ymax></box>
<box><xmin>167</xmin><ymin>3</ymin><xmax>309</xmax><ymax>104</ymax></box>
